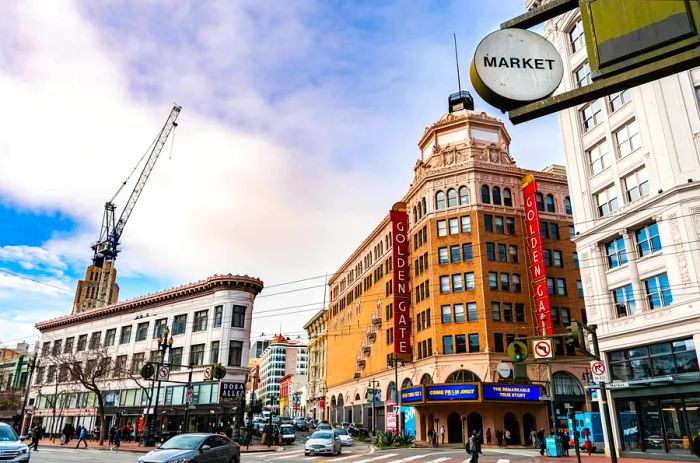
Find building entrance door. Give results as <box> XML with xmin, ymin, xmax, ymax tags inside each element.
<box><xmin>523</xmin><ymin>413</ymin><xmax>536</xmax><ymax>446</ymax></box>
<box><xmin>467</xmin><ymin>412</ymin><xmax>482</xmax><ymax>438</ymax></box>
<box><xmin>447</xmin><ymin>412</ymin><xmax>462</xmax><ymax>443</ymax></box>
<box><xmin>504</xmin><ymin>412</ymin><xmax>521</xmax><ymax>444</ymax></box>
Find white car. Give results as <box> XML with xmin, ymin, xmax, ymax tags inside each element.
<box><xmin>334</xmin><ymin>428</ymin><xmax>353</xmax><ymax>446</ymax></box>
<box><xmin>304</xmin><ymin>430</ymin><xmax>342</xmax><ymax>456</ymax></box>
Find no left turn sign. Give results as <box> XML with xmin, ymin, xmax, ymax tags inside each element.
<box><xmin>532</xmin><ymin>338</ymin><xmax>554</xmax><ymax>359</ymax></box>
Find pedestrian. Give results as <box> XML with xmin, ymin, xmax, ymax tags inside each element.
<box><xmin>428</xmin><ymin>428</ymin><xmax>434</xmax><ymax>445</ymax></box>
<box><xmin>440</xmin><ymin>425</ymin><xmax>446</xmax><ymax>445</ymax></box>
<box><xmin>111</xmin><ymin>427</ymin><xmax>121</xmax><ymax>451</ymax></box>
<box><xmin>75</xmin><ymin>426</ymin><xmax>88</xmax><ymax>448</ymax></box>
<box><xmin>530</xmin><ymin>429</ymin><xmax>538</xmax><ymax>448</ymax></box>
<box><xmin>691</xmin><ymin>428</ymin><xmax>700</xmax><ymax>459</ymax></box>
<box><xmin>560</xmin><ymin>431</ymin><xmax>570</xmax><ymax>456</ymax></box>
<box><xmin>466</xmin><ymin>430</ymin><xmax>482</xmax><ymax>463</ymax></box>
<box><xmin>496</xmin><ymin>429</ymin><xmax>502</xmax><ymax>446</ymax></box>
<box><xmin>538</xmin><ymin>428</ymin><xmax>546</xmax><ymax>456</ymax></box>
<box><xmin>29</xmin><ymin>424</ymin><xmax>40</xmax><ymax>451</ymax></box>
<box><xmin>432</xmin><ymin>427</ymin><xmax>439</xmax><ymax>447</ymax></box>
<box><xmin>583</xmin><ymin>435</ymin><xmax>593</xmax><ymax>456</ymax></box>
<box><xmin>504</xmin><ymin>429</ymin><xmax>510</xmax><ymax>448</ymax></box>
<box><xmin>485</xmin><ymin>428</ymin><xmax>491</xmax><ymax>445</ymax></box>
<box><xmin>109</xmin><ymin>425</ymin><xmax>116</xmax><ymax>445</ymax></box>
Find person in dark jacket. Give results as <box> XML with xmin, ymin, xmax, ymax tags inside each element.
<box><xmin>467</xmin><ymin>430</ymin><xmax>482</xmax><ymax>463</ymax></box>
<box><xmin>537</xmin><ymin>428</ymin><xmax>546</xmax><ymax>456</ymax></box>
<box><xmin>691</xmin><ymin>429</ymin><xmax>700</xmax><ymax>459</ymax></box>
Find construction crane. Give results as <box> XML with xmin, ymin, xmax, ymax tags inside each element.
<box><xmin>72</xmin><ymin>105</ymin><xmax>181</xmax><ymax>313</ymax></box>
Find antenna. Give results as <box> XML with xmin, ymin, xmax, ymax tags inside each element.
<box><xmin>454</xmin><ymin>33</ymin><xmax>462</xmax><ymax>93</ymax></box>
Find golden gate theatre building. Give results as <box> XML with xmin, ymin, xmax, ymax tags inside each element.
<box><xmin>323</xmin><ymin>96</ymin><xmax>588</xmax><ymax>444</ymax></box>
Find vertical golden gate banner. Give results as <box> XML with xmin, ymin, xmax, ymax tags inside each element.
<box><xmin>522</xmin><ymin>175</ymin><xmax>552</xmax><ymax>336</ymax></box>
<box><xmin>390</xmin><ymin>202</ymin><xmax>411</xmax><ymax>360</ymax></box>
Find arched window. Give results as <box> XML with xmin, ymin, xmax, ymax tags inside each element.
<box><xmin>447</xmin><ymin>188</ymin><xmax>458</xmax><ymax>207</ymax></box>
<box><xmin>492</xmin><ymin>186</ymin><xmax>502</xmax><ymax>205</ymax></box>
<box><xmin>553</xmin><ymin>371</ymin><xmax>584</xmax><ymax>396</ymax></box>
<box><xmin>401</xmin><ymin>378</ymin><xmax>413</xmax><ymax>389</ymax></box>
<box><xmin>355</xmin><ymin>393</ymin><xmax>361</xmax><ymax>401</ymax></box>
<box><xmin>435</xmin><ymin>191</ymin><xmax>446</xmax><ymax>210</ymax></box>
<box><xmin>546</xmin><ymin>194</ymin><xmax>556</xmax><ymax>212</ymax></box>
<box><xmin>503</xmin><ymin>188</ymin><xmax>513</xmax><ymax>207</ymax></box>
<box><xmin>445</xmin><ymin>370</ymin><xmax>480</xmax><ymax>383</ymax></box>
<box><xmin>422</xmin><ymin>197</ymin><xmax>427</xmax><ymax>214</ymax></box>
<box><xmin>417</xmin><ymin>201</ymin><xmax>423</xmax><ymax>218</ymax></box>
<box><xmin>420</xmin><ymin>374</ymin><xmax>434</xmax><ymax>385</ymax></box>
<box><xmin>536</xmin><ymin>192</ymin><xmax>545</xmax><ymax>211</ymax></box>
<box><xmin>386</xmin><ymin>382</ymin><xmax>396</xmax><ymax>401</ymax></box>
<box><xmin>481</xmin><ymin>185</ymin><xmax>491</xmax><ymax>204</ymax></box>
<box><xmin>413</xmin><ymin>207</ymin><xmax>417</xmax><ymax>223</ymax></box>
<box><xmin>564</xmin><ymin>196</ymin><xmax>572</xmax><ymax>215</ymax></box>
<box><xmin>459</xmin><ymin>186</ymin><xmax>470</xmax><ymax>205</ymax></box>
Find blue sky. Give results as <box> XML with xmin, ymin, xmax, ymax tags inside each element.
<box><xmin>0</xmin><ymin>0</ymin><xmax>563</xmax><ymax>347</ymax></box>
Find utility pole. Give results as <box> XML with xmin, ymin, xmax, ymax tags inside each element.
<box><xmin>589</xmin><ymin>324</ymin><xmax>617</xmax><ymax>463</ymax></box>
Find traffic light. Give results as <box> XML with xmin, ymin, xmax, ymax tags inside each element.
<box><xmin>387</xmin><ymin>355</ymin><xmax>394</xmax><ymax>368</ymax></box>
<box><xmin>213</xmin><ymin>363</ymin><xmax>227</xmax><ymax>380</ymax></box>
<box><xmin>140</xmin><ymin>362</ymin><xmax>154</xmax><ymax>379</ymax></box>
<box><xmin>566</xmin><ymin>321</ymin><xmax>584</xmax><ymax>349</ymax></box>
<box><xmin>507</xmin><ymin>340</ymin><xmax>528</xmax><ymax>363</ymax></box>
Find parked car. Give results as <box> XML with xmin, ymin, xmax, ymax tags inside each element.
<box><xmin>334</xmin><ymin>427</ymin><xmax>353</xmax><ymax>446</ymax></box>
<box><xmin>316</xmin><ymin>422</ymin><xmax>332</xmax><ymax>431</ymax></box>
<box><xmin>294</xmin><ymin>418</ymin><xmax>308</xmax><ymax>431</ymax></box>
<box><xmin>0</xmin><ymin>423</ymin><xmax>29</xmax><ymax>462</ymax></box>
<box><xmin>280</xmin><ymin>416</ymin><xmax>293</xmax><ymax>425</ymax></box>
<box><xmin>304</xmin><ymin>430</ymin><xmax>342</xmax><ymax>456</ymax></box>
<box><xmin>137</xmin><ymin>433</ymin><xmax>240</xmax><ymax>463</ymax></box>
<box><xmin>280</xmin><ymin>424</ymin><xmax>296</xmax><ymax>444</ymax></box>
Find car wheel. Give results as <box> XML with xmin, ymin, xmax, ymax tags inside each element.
<box><xmin>305</xmin><ymin>452</ymin><xmax>310</xmax><ymax>456</ymax></box>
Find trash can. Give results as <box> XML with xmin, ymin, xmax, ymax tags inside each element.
<box><xmin>545</xmin><ymin>435</ymin><xmax>561</xmax><ymax>457</ymax></box>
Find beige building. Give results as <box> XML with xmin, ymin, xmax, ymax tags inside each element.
<box><xmin>303</xmin><ymin>309</ymin><xmax>328</xmax><ymax>420</ymax></box>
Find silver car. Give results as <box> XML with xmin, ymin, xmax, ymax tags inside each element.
<box><xmin>304</xmin><ymin>430</ymin><xmax>342</xmax><ymax>456</ymax></box>
<box><xmin>137</xmin><ymin>433</ymin><xmax>240</xmax><ymax>463</ymax></box>
<box><xmin>0</xmin><ymin>423</ymin><xmax>29</xmax><ymax>462</ymax></box>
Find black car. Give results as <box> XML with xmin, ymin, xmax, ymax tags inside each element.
<box><xmin>294</xmin><ymin>418</ymin><xmax>308</xmax><ymax>431</ymax></box>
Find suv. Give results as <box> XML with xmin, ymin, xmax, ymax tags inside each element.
<box><xmin>280</xmin><ymin>425</ymin><xmax>296</xmax><ymax>444</ymax></box>
<box><xmin>0</xmin><ymin>423</ymin><xmax>30</xmax><ymax>462</ymax></box>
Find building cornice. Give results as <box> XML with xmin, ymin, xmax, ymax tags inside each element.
<box><xmin>35</xmin><ymin>273</ymin><xmax>264</xmax><ymax>331</ymax></box>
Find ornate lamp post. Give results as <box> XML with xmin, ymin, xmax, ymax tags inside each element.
<box><xmin>368</xmin><ymin>379</ymin><xmax>379</xmax><ymax>436</ymax></box>
<box><xmin>149</xmin><ymin>326</ymin><xmax>173</xmax><ymax>443</ymax></box>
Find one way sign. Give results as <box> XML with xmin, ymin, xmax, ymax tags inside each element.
<box><xmin>532</xmin><ymin>338</ymin><xmax>554</xmax><ymax>359</ymax></box>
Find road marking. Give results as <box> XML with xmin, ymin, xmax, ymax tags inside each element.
<box><xmin>496</xmin><ymin>459</ymin><xmax>511</xmax><ymax>463</ymax></box>
<box><xmin>424</xmin><ymin>458</ymin><xmax>451</xmax><ymax>463</ymax></box>
<box><xmin>353</xmin><ymin>453</ymin><xmax>399</xmax><ymax>463</ymax></box>
<box><xmin>266</xmin><ymin>449</ymin><xmax>306</xmax><ymax>460</ymax></box>
<box><xmin>392</xmin><ymin>455</ymin><xmax>429</xmax><ymax>463</ymax></box>
<box><xmin>332</xmin><ymin>454</ymin><xmax>365</xmax><ymax>462</ymax></box>
<box><xmin>487</xmin><ymin>448</ymin><xmax>538</xmax><ymax>457</ymax></box>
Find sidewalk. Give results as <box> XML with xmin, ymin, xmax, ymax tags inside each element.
<box><xmin>36</xmin><ymin>438</ymin><xmax>279</xmax><ymax>453</ymax></box>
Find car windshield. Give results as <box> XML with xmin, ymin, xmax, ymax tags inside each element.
<box><xmin>281</xmin><ymin>427</ymin><xmax>294</xmax><ymax>434</ymax></box>
<box><xmin>0</xmin><ymin>427</ymin><xmax>18</xmax><ymax>442</ymax></box>
<box><xmin>335</xmin><ymin>429</ymin><xmax>348</xmax><ymax>435</ymax></box>
<box><xmin>311</xmin><ymin>432</ymin><xmax>332</xmax><ymax>440</ymax></box>
<box><xmin>159</xmin><ymin>434</ymin><xmax>204</xmax><ymax>450</ymax></box>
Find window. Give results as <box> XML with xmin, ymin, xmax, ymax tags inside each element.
<box><xmin>615</xmin><ymin>119</ymin><xmax>641</xmax><ymax>157</ymax></box>
<box><xmin>41</xmin><ymin>341</ymin><xmax>50</xmax><ymax>356</ymax></box>
<box><xmin>605</xmin><ymin>236</ymin><xmax>628</xmax><ymax>268</ymax></box>
<box><xmin>595</xmin><ymin>184</ymin><xmax>619</xmax><ymax>217</ymax></box>
<box><xmin>543</xmin><ymin>249</ymin><xmax>552</xmax><ymax>266</ymax></box>
<box><xmin>580</xmin><ymin>99</ymin><xmax>603</xmax><ymax>132</ymax></box>
<box><xmin>194</xmin><ymin>310</ymin><xmax>208</xmax><ymax>332</ymax></box>
<box><xmin>623</xmin><ymin>167</ymin><xmax>649</xmax><ymax>202</ymax></box>
<box><xmin>213</xmin><ymin>305</ymin><xmax>223</xmax><ymax>328</ymax></box>
<box><xmin>609</xmin><ymin>338</ymin><xmax>698</xmax><ymax>381</ymax></box>
<box><xmin>557</xmin><ymin>278</ymin><xmax>568</xmax><ymax>296</ymax></box>
<box><xmin>438</xmin><ymin>247</ymin><xmax>448</xmax><ymax>264</ymax></box>
<box><xmin>644</xmin><ymin>273</ymin><xmax>673</xmax><ymax>309</ymax></box>
<box><xmin>451</xmin><ymin>274</ymin><xmax>463</xmax><ymax>292</ymax></box>
<box><xmin>569</xmin><ymin>224</ymin><xmax>576</xmax><ymax>239</ymax></box>
<box><xmin>448</xmin><ymin>217</ymin><xmax>459</xmax><ymax>235</ymax></box>
<box><xmin>495</xmin><ymin>216</ymin><xmax>504</xmax><ymax>233</ymax></box>
<box><xmin>550</xmin><ymin>223</ymin><xmax>560</xmax><ymax>240</ymax></box>
<box><xmin>512</xmin><ymin>274</ymin><xmax>522</xmax><ymax>292</ymax></box>
<box><xmin>135</xmin><ymin>322</ymin><xmax>149</xmax><ymax>342</ymax></box>
<box><xmin>189</xmin><ymin>344</ymin><xmax>205</xmax><ymax>366</ymax></box>
<box><xmin>486</xmin><ymin>242</ymin><xmax>496</xmax><ymax>261</ymax></box>
<box><xmin>547</xmin><ymin>277</ymin><xmax>555</xmax><ymax>295</ymax></box>
<box><xmin>506</xmin><ymin>217</ymin><xmax>515</xmax><ymax>234</ymax></box>
<box><xmin>569</xmin><ymin>19</ymin><xmax>585</xmax><ymax>52</ymax></box>
<box><xmin>503</xmin><ymin>303</ymin><xmax>513</xmax><ymax>322</ymax></box>
<box><xmin>454</xmin><ymin>303</ymin><xmax>465</xmax><ymax>322</ymax></box>
<box><xmin>564</xmin><ymin>197</ymin><xmax>572</xmax><ymax>215</ymax></box>
<box><xmin>546</xmin><ymin>194</ymin><xmax>556</xmax><ymax>213</ymax></box>
<box><xmin>588</xmin><ymin>140</ymin><xmax>611</xmax><ymax>175</ymax></box>
<box><xmin>498</xmin><ymin>244</ymin><xmax>507</xmax><ymax>262</ymax></box>
<box><xmin>494</xmin><ymin>333</ymin><xmax>505</xmax><ymax>353</ymax></box>
<box><xmin>551</xmin><ymin>307</ymin><xmax>560</xmax><ymax>325</ymax></box>
<box><xmin>89</xmin><ymin>332</ymin><xmax>101</xmax><ymax>349</ymax></box>
<box><xmin>228</xmin><ymin>341</ymin><xmax>243</xmax><ymax>367</ymax></box>
<box><xmin>609</xmin><ymin>89</ymin><xmax>631</xmax><ymax>112</ymax></box>
<box><xmin>577</xmin><ymin>280</ymin><xmax>584</xmax><ymax>297</ymax></box>
<box><xmin>509</xmin><ymin>245</ymin><xmax>518</xmax><ymax>263</ymax></box>
<box><xmin>536</xmin><ymin>192</ymin><xmax>544</xmax><ymax>211</ymax></box>
<box><xmin>574</xmin><ymin>61</ymin><xmax>591</xmax><ymax>87</ymax></box>
<box><xmin>77</xmin><ymin>334</ymin><xmax>87</xmax><ymax>351</ymax></box>
<box><xmin>492</xmin><ymin>187</ymin><xmax>502</xmax><ymax>205</ymax></box>
<box><xmin>51</xmin><ymin>340</ymin><xmax>62</xmax><ymax>356</ymax></box>
<box><xmin>459</xmin><ymin>186</ymin><xmax>470</xmax><ymax>205</ymax></box>
<box><xmin>172</xmin><ymin>314</ymin><xmax>187</xmax><ymax>335</ymax></box>
<box><xmin>441</xmin><ymin>305</ymin><xmax>452</xmax><ymax>323</ymax></box>
<box><xmin>506</xmin><ymin>334</ymin><xmax>516</xmax><ymax>346</ymax></box>
<box><xmin>169</xmin><ymin>347</ymin><xmax>182</xmax><ymax>371</ymax></box>
<box><xmin>440</xmin><ymin>276</ymin><xmax>450</xmax><ymax>293</ymax></box>
<box><xmin>455</xmin><ymin>335</ymin><xmax>467</xmax><ymax>354</ymax></box>
<box><xmin>573</xmin><ymin>252</ymin><xmax>579</xmax><ymax>269</ymax></box>
<box><xmin>460</xmin><ymin>215</ymin><xmax>471</xmax><ymax>232</ymax></box>
<box><xmin>467</xmin><ymin>302</ymin><xmax>478</xmax><ymax>322</ymax></box>
<box><xmin>515</xmin><ymin>304</ymin><xmax>525</xmax><ymax>323</ymax></box>
<box><xmin>114</xmin><ymin>356</ymin><xmax>127</xmax><ymax>377</ymax></box>
<box><xmin>447</xmin><ymin>188</ymin><xmax>458</xmax><ymax>207</ymax></box>
<box><xmin>491</xmin><ymin>302</ymin><xmax>501</xmax><ymax>320</ymax></box>
<box><xmin>437</xmin><ymin>220</ymin><xmax>447</xmax><ymax>237</ymax></box>
<box><xmin>613</xmin><ymin>284</ymin><xmax>636</xmax><ymax>317</ymax></box>
<box><xmin>443</xmin><ymin>336</ymin><xmax>454</xmax><ymax>354</ymax></box>
<box><xmin>154</xmin><ymin>319</ymin><xmax>167</xmax><ymax>339</ymax></box>
<box><xmin>102</xmin><ymin>329</ymin><xmax>114</xmax><ymax>347</ymax></box>
<box><xmin>465</xmin><ymin>272</ymin><xmax>475</xmax><ymax>290</ymax></box>
<box><xmin>561</xmin><ymin>308</ymin><xmax>571</xmax><ymax>324</ymax></box>
<box><xmin>232</xmin><ymin>305</ymin><xmax>246</xmax><ymax>328</ymax></box>
<box><xmin>553</xmin><ymin>250</ymin><xmax>563</xmax><ymax>267</ymax></box>
<box><xmin>540</xmin><ymin>221</ymin><xmax>549</xmax><ymax>239</ymax></box>
<box><xmin>468</xmin><ymin>334</ymin><xmax>480</xmax><ymax>353</ymax></box>
<box><xmin>462</xmin><ymin>243</ymin><xmax>473</xmax><ymax>260</ymax></box>
<box><xmin>450</xmin><ymin>245</ymin><xmax>461</xmax><ymax>263</ymax></box>
<box><xmin>635</xmin><ymin>222</ymin><xmax>661</xmax><ymax>257</ymax></box>
<box><xmin>435</xmin><ymin>191</ymin><xmax>445</xmax><ymax>210</ymax></box>
<box><xmin>503</xmin><ymin>188</ymin><xmax>513</xmax><ymax>207</ymax></box>
<box><xmin>484</xmin><ymin>214</ymin><xmax>494</xmax><ymax>232</ymax></box>
<box><xmin>119</xmin><ymin>327</ymin><xmax>131</xmax><ymax>345</ymax></box>
<box><xmin>481</xmin><ymin>185</ymin><xmax>490</xmax><ymax>204</ymax></box>
<box><xmin>131</xmin><ymin>353</ymin><xmax>145</xmax><ymax>374</ymax></box>
<box><xmin>500</xmin><ymin>273</ymin><xmax>510</xmax><ymax>291</ymax></box>
<box><xmin>489</xmin><ymin>272</ymin><xmax>498</xmax><ymax>290</ymax></box>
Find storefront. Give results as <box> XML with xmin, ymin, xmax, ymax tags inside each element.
<box><xmin>606</xmin><ymin>337</ymin><xmax>700</xmax><ymax>456</ymax></box>
<box><xmin>401</xmin><ymin>382</ymin><xmax>549</xmax><ymax>444</ymax></box>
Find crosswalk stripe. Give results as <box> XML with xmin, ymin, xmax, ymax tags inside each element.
<box><xmin>496</xmin><ymin>459</ymin><xmax>511</xmax><ymax>463</ymax></box>
<box><xmin>423</xmin><ymin>458</ymin><xmax>451</xmax><ymax>463</ymax></box>
<box><xmin>266</xmin><ymin>449</ymin><xmax>306</xmax><ymax>460</ymax></box>
<box><xmin>391</xmin><ymin>455</ymin><xmax>428</xmax><ymax>463</ymax></box>
<box><xmin>332</xmin><ymin>454</ymin><xmax>365</xmax><ymax>462</ymax></box>
<box><xmin>353</xmin><ymin>453</ymin><xmax>399</xmax><ymax>463</ymax></box>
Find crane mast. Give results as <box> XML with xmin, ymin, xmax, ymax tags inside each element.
<box><xmin>72</xmin><ymin>105</ymin><xmax>181</xmax><ymax>314</ymax></box>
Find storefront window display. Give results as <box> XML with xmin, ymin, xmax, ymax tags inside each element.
<box><xmin>609</xmin><ymin>338</ymin><xmax>698</xmax><ymax>381</ymax></box>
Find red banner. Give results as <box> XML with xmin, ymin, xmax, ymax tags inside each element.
<box><xmin>390</xmin><ymin>203</ymin><xmax>411</xmax><ymax>360</ymax></box>
<box><xmin>522</xmin><ymin>176</ymin><xmax>552</xmax><ymax>336</ymax></box>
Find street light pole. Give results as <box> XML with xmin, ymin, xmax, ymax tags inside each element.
<box><xmin>368</xmin><ymin>379</ymin><xmax>379</xmax><ymax>436</ymax></box>
<box><xmin>149</xmin><ymin>326</ymin><xmax>173</xmax><ymax>444</ymax></box>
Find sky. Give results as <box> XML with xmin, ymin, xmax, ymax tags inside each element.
<box><xmin>0</xmin><ymin>0</ymin><xmax>563</xmax><ymax>349</ymax></box>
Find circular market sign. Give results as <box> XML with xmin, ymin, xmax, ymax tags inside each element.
<box><xmin>470</xmin><ymin>28</ymin><xmax>563</xmax><ymax>110</ymax></box>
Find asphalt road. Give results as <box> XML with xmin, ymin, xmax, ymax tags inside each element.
<box><xmin>29</xmin><ymin>447</ymin><xmax>141</xmax><ymax>462</ymax></box>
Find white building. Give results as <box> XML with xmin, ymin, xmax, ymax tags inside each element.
<box><xmin>541</xmin><ymin>1</ymin><xmax>700</xmax><ymax>458</ymax></box>
<box><xmin>303</xmin><ymin>309</ymin><xmax>327</xmax><ymax>421</ymax></box>
<box><xmin>255</xmin><ymin>335</ymin><xmax>307</xmax><ymax>411</ymax></box>
<box><xmin>30</xmin><ymin>274</ymin><xmax>263</xmax><ymax>437</ymax></box>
